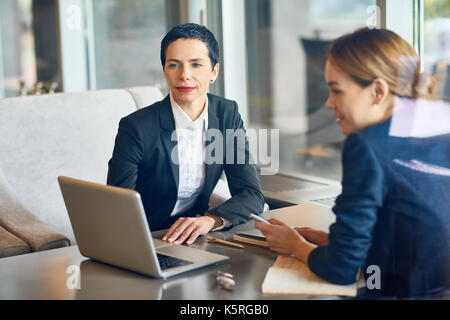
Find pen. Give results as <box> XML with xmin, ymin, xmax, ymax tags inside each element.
<box><xmin>249</xmin><ymin>213</ymin><xmax>270</xmax><ymax>224</ymax></box>
<box><xmin>208</xmin><ymin>238</ymin><xmax>245</xmax><ymax>249</ymax></box>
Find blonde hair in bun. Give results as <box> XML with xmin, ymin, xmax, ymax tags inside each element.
<box><xmin>412</xmin><ymin>72</ymin><xmax>435</xmax><ymax>99</ymax></box>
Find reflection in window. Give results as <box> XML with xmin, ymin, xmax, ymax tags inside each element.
<box><xmin>91</xmin><ymin>0</ymin><xmax>167</xmax><ymax>91</ymax></box>
<box><xmin>244</xmin><ymin>0</ymin><xmax>375</xmax><ymax>180</ymax></box>
<box><xmin>424</xmin><ymin>0</ymin><xmax>450</xmax><ymax>101</ymax></box>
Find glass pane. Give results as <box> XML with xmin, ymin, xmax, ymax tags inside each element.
<box><xmin>245</xmin><ymin>0</ymin><xmax>375</xmax><ymax>181</ymax></box>
<box><xmin>0</xmin><ymin>0</ymin><xmax>37</xmax><ymax>98</ymax></box>
<box><xmin>91</xmin><ymin>0</ymin><xmax>168</xmax><ymax>91</ymax></box>
<box><xmin>424</xmin><ymin>0</ymin><xmax>450</xmax><ymax>101</ymax></box>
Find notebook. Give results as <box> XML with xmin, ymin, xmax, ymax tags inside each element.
<box><xmin>262</xmin><ymin>255</ymin><xmax>359</xmax><ymax>297</ymax></box>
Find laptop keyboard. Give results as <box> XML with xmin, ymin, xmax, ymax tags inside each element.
<box><xmin>260</xmin><ymin>175</ymin><xmax>327</xmax><ymax>193</ymax></box>
<box><xmin>312</xmin><ymin>197</ymin><xmax>337</xmax><ymax>207</ymax></box>
<box><xmin>157</xmin><ymin>253</ymin><xmax>193</xmax><ymax>270</ymax></box>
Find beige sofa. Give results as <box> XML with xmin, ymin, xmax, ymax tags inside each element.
<box><xmin>0</xmin><ymin>86</ymin><xmax>232</xmax><ymax>258</ymax></box>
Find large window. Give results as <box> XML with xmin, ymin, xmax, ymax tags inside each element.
<box><xmin>1</xmin><ymin>1</ymin><xmax>447</xmax><ymax>131</ymax></box>
<box><xmin>0</xmin><ymin>0</ymin><xmax>173</xmax><ymax>96</ymax></box>
<box><xmin>424</xmin><ymin>0</ymin><xmax>450</xmax><ymax>101</ymax></box>
<box><xmin>90</xmin><ymin>0</ymin><xmax>168</xmax><ymax>91</ymax></box>
<box><xmin>244</xmin><ymin>0</ymin><xmax>376</xmax><ymax>180</ymax></box>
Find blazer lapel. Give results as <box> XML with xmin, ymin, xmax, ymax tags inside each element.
<box><xmin>202</xmin><ymin>95</ymin><xmax>221</xmax><ymax>204</ymax></box>
<box><xmin>159</xmin><ymin>95</ymin><xmax>179</xmax><ymax>189</ymax></box>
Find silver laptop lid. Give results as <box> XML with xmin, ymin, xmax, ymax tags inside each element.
<box><xmin>58</xmin><ymin>176</ymin><xmax>229</xmax><ymax>279</ymax></box>
<box><xmin>58</xmin><ymin>176</ymin><xmax>163</xmax><ymax>277</ymax></box>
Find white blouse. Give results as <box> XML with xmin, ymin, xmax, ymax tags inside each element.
<box><xmin>168</xmin><ymin>94</ymin><xmax>230</xmax><ymax>230</ymax></box>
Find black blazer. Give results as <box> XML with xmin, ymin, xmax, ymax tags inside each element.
<box><xmin>107</xmin><ymin>94</ymin><xmax>265</xmax><ymax>231</ymax></box>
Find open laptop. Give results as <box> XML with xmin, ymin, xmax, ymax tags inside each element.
<box><xmin>58</xmin><ymin>176</ymin><xmax>229</xmax><ymax>278</ymax></box>
<box><xmin>259</xmin><ymin>170</ymin><xmax>341</xmax><ymax>206</ymax></box>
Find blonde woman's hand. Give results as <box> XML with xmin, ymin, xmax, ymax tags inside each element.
<box><xmin>254</xmin><ymin>218</ymin><xmax>305</xmax><ymax>255</ymax></box>
<box><xmin>294</xmin><ymin>227</ymin><xmax>329</xmax><ymax>246</ymax></box>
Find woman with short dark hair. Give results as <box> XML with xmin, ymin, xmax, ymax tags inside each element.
<box><xmin>108</xmin><ymin>23</ymin><xmax>264</xmax><ymax>246</ymax></box>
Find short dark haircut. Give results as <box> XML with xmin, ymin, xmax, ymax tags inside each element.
<box><xmin>160</xmin><ymin>23</ymin><xmax>219</xmax><ymax>70</ymax></box>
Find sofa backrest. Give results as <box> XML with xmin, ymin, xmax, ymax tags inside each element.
<box><xmin>125</xmin><ymin>86</ymin><xmax>165</xmax><ymax>109</ymax></box>
<box><xmin>0</xmin><ymin>87</ymin><xmax>163</xmax><ymax>243</ymax></box>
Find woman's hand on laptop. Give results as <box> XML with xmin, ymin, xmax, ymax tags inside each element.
<box><xmin>162</xmin><ymin>214</ymin><xmax>223</xmax><ymax>245</ymax></box>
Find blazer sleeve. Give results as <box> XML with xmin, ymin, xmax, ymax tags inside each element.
<box><xmin>307</xmin><ymin>133</ymin><xmax>386</xmax><ymax>285</ymax></box>
<box><xmin>205</xmin><ymin>101</ymin><xmax>265</xmax><ymax>226</ymax></box>
<box><xmin>107</xmin><ymin>117</ymin><xmax>145</xmax><ymax>189</ymax></box>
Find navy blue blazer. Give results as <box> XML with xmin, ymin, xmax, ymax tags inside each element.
<box><xmin>308</xmin><ymin>118</ymin><xmax>450</xmax><ymax>298</ymax></box>
<box><xmin>107</xmin><ymin>94</ymin><xmax>264</xmax><ymax>231</ymax></box>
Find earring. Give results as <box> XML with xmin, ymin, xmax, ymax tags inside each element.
<box><xmin>210</xmin><ymin>80</ymin><xmax>214</xmax><ymax>83</ymax></box>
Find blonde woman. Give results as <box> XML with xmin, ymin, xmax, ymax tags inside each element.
<box><xmin>255</xmin><ymin>28</ymin><xmax>449</xmax><ymax>298</ymax></box>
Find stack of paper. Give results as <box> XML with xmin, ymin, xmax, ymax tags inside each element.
<box><xmin>262</xmin><ymin>256</ymin><xmax>358</xmax><ymax>297</ymax></box>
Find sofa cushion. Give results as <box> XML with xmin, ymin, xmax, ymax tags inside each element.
<box><xmin>0</xmin><ymin>89</ymin><xmax>137</xmax><ymax>243</ymax></box>
<box><xmin>0</xmin><ymin>225</ymin><xmax>30</xmax><ymax>258</ymax></box>
<box><xmin>126</xmin><ymin>86</ymin><xmax>164</xmax><ymax>109</ymax></box>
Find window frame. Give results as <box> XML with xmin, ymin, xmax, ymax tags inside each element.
<box><xmin>54</xmin><ymin>0</ymin><xmax>423</xmax><ymax>101</ymax></box>
<box><xmin>217</xmin><ymin>0</ymin><xmax>424</xmax><ymax>127</ymax></box>
<box><xmin>57</xmin><ymin>0</ymin><xmax>89</xmax><ymax>92</ymax></box>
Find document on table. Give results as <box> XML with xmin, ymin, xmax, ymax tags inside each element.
<box><xmin>262</xmin><ymin>256</ymin><xmax>358</xmax><ymax>297</ymax></box>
